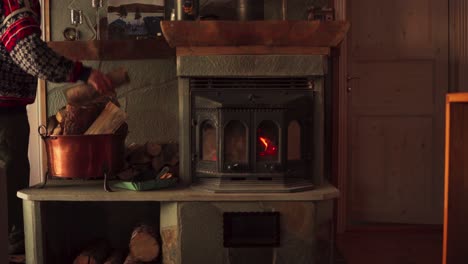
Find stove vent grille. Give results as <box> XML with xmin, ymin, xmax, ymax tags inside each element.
<box><xmin>190</xmin><ymin>77</ymin><xmax>312</xmax><ymax>90</ymax></box>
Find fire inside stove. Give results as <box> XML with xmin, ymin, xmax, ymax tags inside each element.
<box><xmin>190</xmin><ymin>77</ymin><xmax>316</xmax><ymax>192</ymax></box>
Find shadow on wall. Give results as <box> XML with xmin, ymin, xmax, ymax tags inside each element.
<box><xmin>0</xmin><ymin>161</ymin><xmax>8</xmax><ymax>263</ymax></box>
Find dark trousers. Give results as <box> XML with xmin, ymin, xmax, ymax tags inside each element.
<box><xmin>0</xmin><ymin>106</ymin><xmax>30</xmax><ymax>231</ymax></box>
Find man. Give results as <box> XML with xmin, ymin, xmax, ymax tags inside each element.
<box><xmin>0</xmin><ymin>0</ymin><xmax>113</xmax><ymax>254</ymax></box>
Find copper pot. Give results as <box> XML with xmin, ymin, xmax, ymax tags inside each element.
<box><xmin>39</xmin><ymin>127</ymin><xmax>126</xmax><ymax>179</ymax></box>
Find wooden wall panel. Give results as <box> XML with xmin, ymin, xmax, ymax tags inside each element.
<box><xmin>347</xmin><ymin>0</ymin><xmax>447</xmax><ymax>226</ymax></box>
<box><xmin>350</xmin><ymin>61</ymin><xmax>434</xmax><ymax>116</ymax></box>
<box><xmin>351</xmin><ymin>0</ymin><xmax>433</xmax><ymax>60</ymax></box>
<box><xmin>350</xmin><ymin>116</ymin><xmax>435</xmax><ymax>223</ymax></box>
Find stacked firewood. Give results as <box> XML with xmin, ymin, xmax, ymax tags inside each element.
<box><xmin>118</xmin><ymin>142</ymin><xmax>179</xmax><ymax>181</ymax></box>
<box><xmin>73</xmin><ymin>224</ymin><xmax>161</xmax><ymax>264</ymax></box>
<box><xmin>46</xmin><ymin>68</ymin><xmax>129</xmax><ymax>136</ymax></box>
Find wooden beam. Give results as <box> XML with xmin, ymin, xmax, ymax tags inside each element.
<box><xmin>47</xmin><ymin>39</ymin><xmax>175</xmax><ymax>61</ymax></box>
<box><xmin>161</xmin><ymin>20</ymin><xmax>350</xmax><ymax>48</ymax></box>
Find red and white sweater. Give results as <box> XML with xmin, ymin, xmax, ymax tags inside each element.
<box><xmin>0</xmin><ymin>0</ymin><xmax>91</xmax><ymax>107</ymax></box>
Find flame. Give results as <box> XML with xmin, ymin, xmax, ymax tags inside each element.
<box><xmin>258</xmin><ymin>136</ymin><xmax>277</xmax><ymax>156</ymax></box>
<box><xmin>259</xmin><ymin>137</ymin><xmax>269</xmax><ymax>151</ymax></box>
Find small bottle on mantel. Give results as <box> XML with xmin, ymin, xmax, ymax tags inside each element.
<box><xmin>175</xmin><ymin>0</ymin><xmax>199</xmax><ymax>20</ymax></box>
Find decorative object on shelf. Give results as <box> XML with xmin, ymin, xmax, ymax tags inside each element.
<box><xmin>237</xmin><ymin>0</ymin><xmax>263</xmax><ymax>21</ymax></box>
<box><xmin>68</xmin><ymin>0</ymin><xmax>98</xmax><ymax>40</ymax></box>
<box><xmin>70</xmin><ymin>9</ymin><xmax>83</xmax><ymax>40</ymax></box>
<box><xmin>175</xmin><ymin>0</ymin><xmax>199</xmax><ymax>20</ymax></box>
<box><xmin>63</xmin><ymin>27</ymin><xmax>79</xmax><ymax>41</ymax></box>
<box><xmin>107</xmin><ymin>0</ymin><xmax>165</xmax><ymax>40</ymax></box>
<box><xmin>307</xmin><ymin>6</ymin><xmax>334</xmax><ymax>21</ymax></box>
<box><xmin>282</xmin><ymin>0</ymin><xmax>287</xmax><ymax>20</ymax></box>
<box><xmin>91</xmin><ymin>0</ymin><xmax>103</xmax><ymax>40</ymax></box>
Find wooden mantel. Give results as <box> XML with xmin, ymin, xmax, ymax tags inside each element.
<box><xmin>161</xmin><ymin>20</ymin><xmax>350</xmax><ymax>56</ymax></box>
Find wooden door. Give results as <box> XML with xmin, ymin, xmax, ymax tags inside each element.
<box><xmin>347</xmin><ymin>0</ymin><xmax>448</xmax><ymax>224</ymax></box>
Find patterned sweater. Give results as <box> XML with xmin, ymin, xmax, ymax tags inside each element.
<box><xmin>0</xmin><ymin>0</ymin><xmax>90</xmax><ymax>107</ymax></box>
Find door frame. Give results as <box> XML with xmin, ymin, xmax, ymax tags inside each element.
<box><xmin>28</xmin><ymin>0</ymin><xmax>50</xmax><ymax>185</ymax></box>
<box><xmin>331</xmin><ymin>0</ymin><xmax>348</xmax><ymax>234</ymax></box>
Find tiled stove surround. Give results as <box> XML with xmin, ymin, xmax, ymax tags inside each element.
<box><xmin>160</xmin><ymin>201</ymin><xmax>331</xmax><ymax>264</ymax></box>
<box><xmin>159</xmin><ymin>54</ymin><xmax>333</xmax><ymax>264</ymax></box>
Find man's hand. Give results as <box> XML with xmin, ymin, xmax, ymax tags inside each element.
<box><xmin>87</xmin><ymin>69</ymin><xmax>114</xmax><ymax>94</ymax></box>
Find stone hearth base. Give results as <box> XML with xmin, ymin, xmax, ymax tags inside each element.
<box><xmin>161</xmin><ymin>201</ymin><xmax>328</xmax><ymax>264</ymax></box>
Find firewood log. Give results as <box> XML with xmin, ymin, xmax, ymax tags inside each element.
<box><xmin>65</xmin><ymin>68</ymin><xmax>130</xmax><ymax>106</ymax></box>
<box><xmin>129</xmin><ymin>224</ymin><xmax>160</xmax><ymax>262</ymax></box>
<box><xmin>104</xmin><ymin>249</ymin><xmax>126</xmax><ymax>264</ymax></box>
<box><xmin>117</xmin><ymin>167</ymin><xmax>140</xmax><ymax>181</ymax></box>
<box><xmin>123</xmin><ymin>255</ymin><xmax>141</xmax><ymax>264</ymax></box>
<box><xmin>145</xmin><ymin>142</ymin><xmax>162</xmax><ymax>157</ymax></box>
<box><xmin>64</xmin><ymin>84</ymin><xmax>99</xmax><ymax>106</ymax></box>
<box><xmin>151</xmin><ymin>144</ymin><xmax>179</xmax><ymax>176</ymax></box>
<box><xmin>126</xmin><ymin>142</ymin><xmax>139</xmax><ymax>152</ymax></box>
<box><xmin>52</xmin><ymin>124</ymin><xmax>63</xmax><ymax>136</ymax></box>
<box><xmin>151</xmin><ymin>156</ymin><xmax>164</xmax><ymax>173</ymax></box>
<box><xmin>73</xmin><ymin>240</ymin><xmax>110</xmax><ymax>264</ymax></box>
<box><xmin>85</xmin><ymin>102</ymin><xmax>128</xmax><ymax>135</ymax></box>
<box><xmin>171</xmin><ymin>162</ymin><xmax>180</xmax><ymax>178</ymax></box>
<box><xmin>107</xmin><ymin>67</ymin><xmax>130</xmax><ymax>87</ymax></box>
<box><xmin>46</xmin><ymin>115</ymin><xmax>58</xmax><ymax>135</ymax></box>
<box><xmin>55</xmin><ymin>107</ymin><xmax>66</xmax><ymax>124</ymax></box>
<box><xmin>123</xmin><ymin>255</ymin><xmax>158</xmax><ymax>264</ymax></box>
<box><xmin>63</xmin><ymin>103</ymin><xmax>105</xmax><ymax>135</ymax></box>
<box><xmin>162</xmin><ymin>144</ymin><xmax>179</xmax><ymax>166</ymax></box>
<box><xmin>127</xmin><ymin>144</ymin><xmax>153</xmax><ymax>165</ymax></box>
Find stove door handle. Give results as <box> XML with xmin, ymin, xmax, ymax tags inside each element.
<box><xmin>248</xmin><ymin>94</ymin><xmax>261</xmax><ymax>103</ymax></box>
<box><xmin>227</xmin><ymin>163</ymin><xmax>240</xmax><ymax>171</ymax></box>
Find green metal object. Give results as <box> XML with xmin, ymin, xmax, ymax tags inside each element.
<box><xmin>113</xmin><ymin>177</ymin><xmax>177</xmax><ymax>191</ymax></box>
<box><xmin>113</xmin><ymin>167</ymin><xmax>178</xmax><ymax>191</ymax></box>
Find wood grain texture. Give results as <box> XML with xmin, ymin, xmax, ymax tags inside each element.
<box><xmin>47</xmin><ymin>39</ymin><xmax>175</xmax><ymax>61</ymax></box>
<box><xmin>347</xmin><ymin>0</ymin><xmax>447</xmax><ymax>226</ymax></box>
<box><xmin>161</xmin><ymin>20</ymin><xmax>350</xmax><ymax>48</ymax></box>
<box><xmin>443</xmin><ymin>100</ymin><xmax>468</xmax><ymax>264</ymax></box>
<box><xmin>85</xmin><ymin>102</ymin><xmax>128</xmax><ymax>135</ymax></box>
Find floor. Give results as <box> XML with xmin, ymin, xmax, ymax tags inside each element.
<box><xmin>335</xmin><ymin>227</ymin><xmax>442</xmax><ymax>264</ymax></box>
<box><xmin>8</xmin><ymin>228</ymin><xmax>442</xmax><ymax>264</ymax></box>
<box><xmin>9</xmin><ymin>255</ymin><xmax>25</xmax><ymax>264</ymax></box>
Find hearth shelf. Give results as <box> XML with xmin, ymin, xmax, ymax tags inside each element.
<box><xmin>47</xmin><ymin>39</ymin><xmax>175</xmax><ymax>60</ymax></box>
<box><xmin>17</xmin><ymin>180</ymin><xmax>339</xmax><ymax>202</ymax></box>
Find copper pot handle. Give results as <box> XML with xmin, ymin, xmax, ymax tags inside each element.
<box><xmin>38</xmin><ymin>125</ymin><xmax>58</xmax><ymax>140</ymax></box>
<box><xmin>38</xmin><ymin>125</ymin><xmax>48</xmax><ymax>139</ymax></box>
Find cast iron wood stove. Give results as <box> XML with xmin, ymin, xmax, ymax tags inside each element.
<box><xmin>191</xmin><ymin>77</ymin><xmax>317</xmax><ymax>192</ymax></box>
<box><xmin>177</xmin><ymin>54</ymin><xmax>328</xmax><ymax>193</ymax></box>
